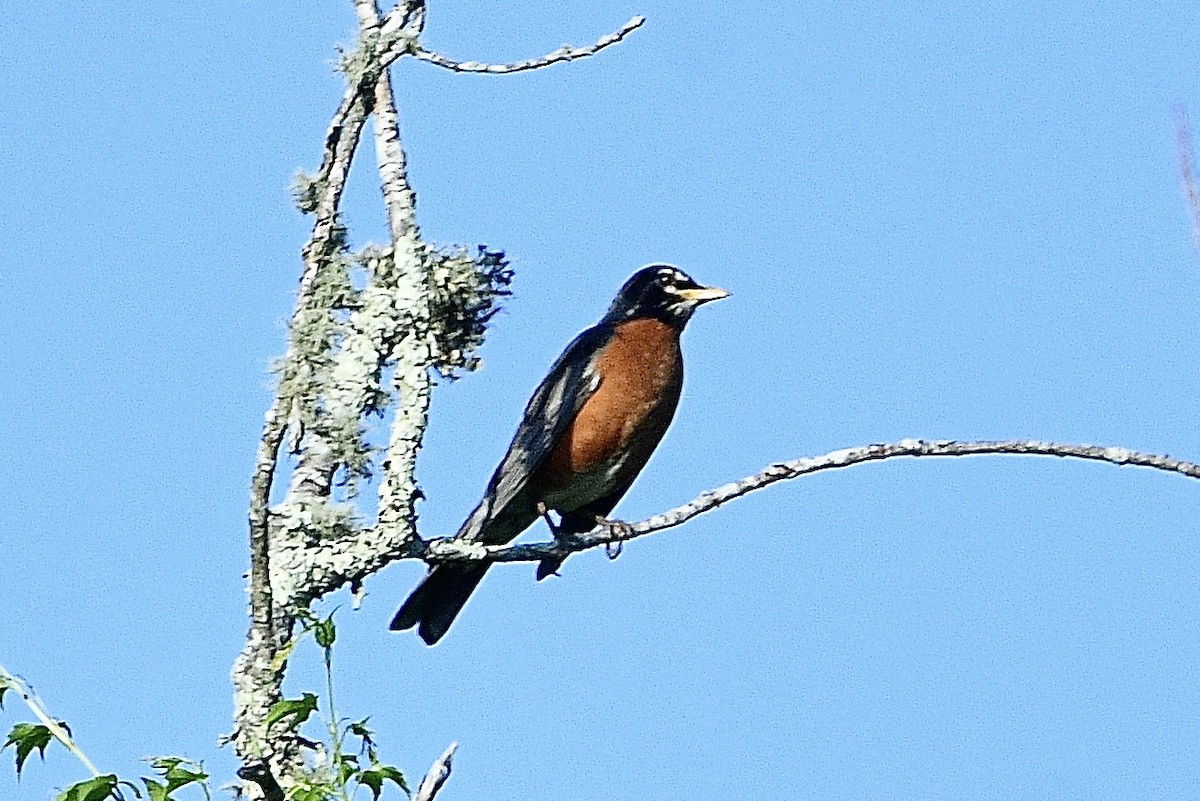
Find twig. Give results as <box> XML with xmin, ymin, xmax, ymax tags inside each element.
<box><xmin>411</xmin><ymin>15</ymin><xmax>645</xmax><ymax>74</ymax></box>
<box><xmin>414</xmin><ymin>742</ymin><xmax>457</xmax><ymax>801</ymax></box>
<box><xmin>1175</xmin><ymin>106</ymin><xmax>1200</xmax><ymax>255</ymax></box>
<box><xmin>0</xmin><ymin>663</ymin><xmax>101</xmax><ymax>778</ymax></box>
<box><xmin>380</xmin><ymin>0</ymin><xmax>425</xmax><ymax>38</ymax></box>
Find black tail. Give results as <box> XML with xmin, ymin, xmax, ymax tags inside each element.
<box><xmin>389</xmin><ymin>564</ymin><xmax>489</xmax><ymax>645</ymax></box>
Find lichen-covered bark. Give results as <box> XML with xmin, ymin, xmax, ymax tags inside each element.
<box><xmin>233</xmin><ymin>3</ymin><xmax>642</xmax><ymax>794</ymax></box>
<box><xmin>369</xmin><ymin>62</ymin><xmax>431</xmax><ymax>538</ymax></box>
<box><xmin>233</xmin><ymin>1</ymin><xmax>419</xmax><ymax>784</ymax></box>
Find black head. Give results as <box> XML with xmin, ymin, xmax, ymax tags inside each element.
<box><xmin>604</xmin><ymin>264</ymin><xmax>729</xmax><ymax>326</ymax></box>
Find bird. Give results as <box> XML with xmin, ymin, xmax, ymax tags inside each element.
<box><xmin>391</xmin><ymin>264</ymin><xmax>728</xmax><ymax>644</ymax></box>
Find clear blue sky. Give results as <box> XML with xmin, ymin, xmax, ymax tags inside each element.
<box><xmin>4</xmin><ymin>1</ymin><xmax>1200</xmax><ymax>798</ymax></box>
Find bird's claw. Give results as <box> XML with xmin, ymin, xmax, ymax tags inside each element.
<box><xmin>595</xmin><ymin>516</ymin><xmax>632</xmax><ymax>560</ymax></box>
<box><xmin>536</xmin><ymin>555</ymin><xmax>566</xmax><ymax>581</ymax></box>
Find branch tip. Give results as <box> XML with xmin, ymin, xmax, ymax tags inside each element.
<box><xmin>412</xmin><ymin>14</ymin><xmax>645</xmax><ymax>74</ymax></box>
<box><xmin>414</xmin><ymin>742</ymin><xmax>457</xmax><ymax>801</ymax></box>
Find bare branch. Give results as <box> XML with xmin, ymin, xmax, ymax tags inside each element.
<box><xmin>1175</xmin><ymin>106</ymin><xmax>1200</xmax><ymax>255</ymax></box>
<box><xmin>381</xmin><ymin>0</ymin><xmax>425</xmax><ymax>37</ymax></box>
<box><xmin>411</xmin><ymin>15</ymin><xmax>645</xmax><ymax>74</ymax></box>
<box><xmin>229</xmin><ymin>402</ymin><xmax>289</xmax><ymax>784</ymax></box>
<box><xmin>414</xmin><ymin>742</ymin><xmax>457</xmax><ymax>801</ymax></box>
<box><xmin>297</xmin><ymin>438</ymin><xmax>1200</xmax><ymax>596</ymax></box>
<box><xmin>432</xmin><ymin>439</ymin><xmax>1200</xmax><ymax>563</ymax></box>
<box><xmin>233</xmin><ymin>73</ymin><xmax>373</xmax><ymax>786</ymax></box>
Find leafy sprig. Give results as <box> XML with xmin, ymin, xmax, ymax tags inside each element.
<box><xmin>267</xmin><ymin>610</ymin><xmax>409</xmax><ymax>800</ymax></box>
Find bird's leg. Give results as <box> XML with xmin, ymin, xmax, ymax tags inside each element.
<box><xmin>536</xmin><ymin>501</ymin><xmax>564</xmax><ymax>538</ymax></box>
<box><xmin>592</xmin><ymin>515</ymin><xmax>632</xmax><ymax>560</ymax></box>
<box><xmin>536</xmin><ymin>501</ymin><xmax>571</xmax><ymax>580</ymax></box>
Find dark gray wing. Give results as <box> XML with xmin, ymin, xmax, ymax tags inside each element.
<box><xmin>455</xmin><ymin>323</ymin><xmax>610</xmax><ymax>543</ymax></box>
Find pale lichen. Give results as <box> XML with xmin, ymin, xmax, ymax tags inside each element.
<box><xmin>291</xmin><ymin>171</ymin><xmax>324</xmax><ymax>215</ymax></box>
<box><xmin>424</xmin><ymin>246</ymin><xmax>513</xmax><ymax>376</ymax></box>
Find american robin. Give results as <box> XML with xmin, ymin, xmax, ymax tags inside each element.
<box><xmin>391</xmin><ymin>264</ymin><xmax>728</xmax><ymax>644</ymax></box>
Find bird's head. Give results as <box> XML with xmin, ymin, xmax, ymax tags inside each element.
<box><xmin>605</xmin><ymin>264</ymin><xmax>729</xmax><ymax>326</ymax></box>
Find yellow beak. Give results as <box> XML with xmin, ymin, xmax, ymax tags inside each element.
<box><xmin>677</xmin><ymin>286</ymin><xmax>730</xmax><ymax>304</ymax></box>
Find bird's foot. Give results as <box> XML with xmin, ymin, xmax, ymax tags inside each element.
<box><xmin>549</xmin><ymin>528</ymin><xmax>584</xmax><ymax>547</ymax></box>
<box><xmin>536</xmin><ymin>558</ymin><xmax>564</xmax><ymax>581</ymax></box>
<box><xmin>594</xmin><ymin>516</ymin><xmax>632</xmax><ymax>560</ymax></box>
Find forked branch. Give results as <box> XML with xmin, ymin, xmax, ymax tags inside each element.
<box><xmin>235</xmin><ymin>0</ymin><xmax>646</xmax><ymax>793</ymax></box>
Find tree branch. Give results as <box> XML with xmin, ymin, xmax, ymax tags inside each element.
<box><xmin>411</xmin><ymin>15</ymin><xmax>645</xmax><ymax>74</ymax></box>
<box><xmin>293</xmin><ymin>438</ymin><xmax>1200</xmax><ymax>599</ymax></box>
<box><xmin>432</xmin><ymin>438</ymin><xmax>1200</xmax><ymax>562</ymax></box>
<box><xmin>414</xmin><ymin>742</ymin><xmax>457</xmax><ymax>801</ymax></box>
<box><xmin>363</xmin><ymin>4</ymin><xmax>436</xmax><ymax>538</ymax></box>
<box><xmin>231</xmin><ymin>0</ymin><xmax>391</xmax><ymax>784</ymax></box>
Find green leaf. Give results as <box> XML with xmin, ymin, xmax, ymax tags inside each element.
<box><xmin>336</xmin><ymin>753</ymin><xmax>359</xmax><ymax>785</ymax></box>
<box><xmin>358</xmin><ymin>764</ymin><xmax>409</xmax><ymax>800</ymax></box>
<box><xmin>312</xmin><ymin>615</ymin><xmax>336</xmax><ymax>649</ymax></box>
<box><xmin>270</xmin><ymin>636</ymin><xmax>301</xmax><ymax>673</ymax></box>
<box><xmin>143</xmin><ymin>755</ymin><xmax>208</xmax><ymax>800</ymax></box>
<box><xmin>296</xmin><ymin>607</ymin><xmax>337</xmax><ymax>649</ymax></box>
<box><xmin>4</xmin><ymin>722</ymin><xmax>54</xmax><ymax>776</ymax></box>
<box><xmin>147</xmin><ymin>757</ymin><xmax>183</xmax><ymax>772</ymax></box>
<box><xmin>0</xmin><ymin>681</ymin><xmax>8</xmax><ymax>710</ymax></box>
<box><xmin>142</xmin><ymin>778</ymin><xmax>168</xmax><ymax>801</ymax></box>
<box><xmin>55</xmin><ymin>774</ymin><xmax>120</xmax><ymax>801</ymax></box>
<box><xmin>284</xmin><ymin>777</ymin><xmax>337</xmax><ymax>801</ymax></box>
<box><xmin>265</xmin><ymin>693</ymin><xmax>318</xmax><ymax>732</ymax></box>
<box><xmin>345</xmin><ymin>719</ymin><xmax>375</xmax><ymax>756</ymax></box>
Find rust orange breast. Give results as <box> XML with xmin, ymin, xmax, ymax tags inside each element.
<box><xmin>535</xmin><ymin>317</ymin><xmax>683</xmax><ymax>496</ymax></box>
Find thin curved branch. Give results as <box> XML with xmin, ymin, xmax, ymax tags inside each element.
<box><xmin>420</xmin><ymin>439</ymin><xmax>1200</xmax><ymax>564</ymax></box>
<box><xmin>0</xmin><ymin>662</ymin><xmax>101</xmax><ymax>778</ymax></box>
<box><xmin>410</xmin><ymin>15</ymin><xmax>645</xmax><ymax>74</ymax></box>
<box><xmin>295</xmin><ymin>438</ymin><xmax>1200</xmax><ymax>601</ymax></box>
